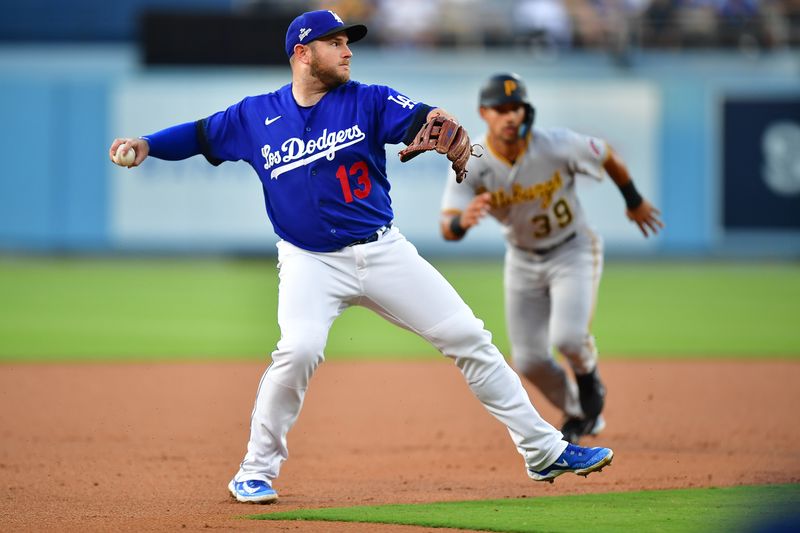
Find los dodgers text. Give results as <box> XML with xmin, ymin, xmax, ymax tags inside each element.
<box><xmin>261</xmin><ymin>125</ymin><xmax>366</xmax><ymax>179</ymax></box>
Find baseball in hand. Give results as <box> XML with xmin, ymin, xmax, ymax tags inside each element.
<box><xmin>114</xmin><ymin>145</ymin><xmax>136</xmax><ymax>167</ymax></box>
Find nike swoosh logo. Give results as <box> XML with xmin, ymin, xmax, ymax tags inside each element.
<box><xmin>264</xmin><ymin>115</ymin><xmax>282</xmax><ymax>126</ymax></box>
<box><xmin>242</xmin><ymin>483</ymin><xmax>262</xmax><ymax>494</ymax></box>
<box><xmin>554</xmin><ymin>460</ymin><xmax>569</xmax><ymax>467</ymax></box>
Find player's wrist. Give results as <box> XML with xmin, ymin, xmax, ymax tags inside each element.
<box><xmin>617</xmin><ymin>181</ymin><xmax>643</xmax><ymax>210</ymax></box>
<box><xmin>449</xmin><ymin>214</ymin><xmax>467</xmax><ymax>238</ymax></box>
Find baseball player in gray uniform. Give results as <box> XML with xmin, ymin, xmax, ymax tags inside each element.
<box><xmin>440</xmin><ymin>73</ymin><xmax>663</xmax><ymax>444</ymax></box>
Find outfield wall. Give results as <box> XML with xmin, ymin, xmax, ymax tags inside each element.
<box><xmin>0</xmin><ymin>46</ymin><xmax>798</xmax><ymax>257</ymax></box>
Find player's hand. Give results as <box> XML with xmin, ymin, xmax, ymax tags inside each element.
<box><xmin>460</xmin><ymin>192</ymin><xmax>492</xmax><ymax>230</ymax></box>
<box><xmin>626</xmin><ymin>200</ymin><xmax>664</xmax><ymax>237</ymax></box>
<box><xmin>398</xmin><ymin>115</ymin><xmax>477</xmax><ymax>183</ymax></box>
<box><xmin>109</xmin><ymin>138</ymin><xmax>150</xmax><ymax>168</ymax></box>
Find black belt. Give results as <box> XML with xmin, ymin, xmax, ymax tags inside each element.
<box><xmin>347</xmin><ymin>223</ymin><xmax>392</xmax><ymax>247</ymax></box>
<box><xmin>518</xmin><ymin>232</ymin><xmax>577</xmax><ymax>255</ymax></box>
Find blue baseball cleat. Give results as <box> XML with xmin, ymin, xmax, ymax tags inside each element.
<box><xmin>228</xmin><ymin>479</ymin><xmax>279</xmax><ymax>503</ymax></box>
<box><xmin>528</xmin><ymin>443</ymin><xmax>614</xmax><ymax>483</ymax></box>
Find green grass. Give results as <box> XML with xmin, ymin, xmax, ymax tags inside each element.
<box><xmin>0</xmin><ymin>257</ymin><xmax>798</xmax><ymax>361</ymax></box>
<box><xmin>250</xmin><ymin>484</ymin><xmax>799</xmax><ymax>533</ymax></box>
<box><xmin>593</xmin><ymin>263</ymin><xmax>800</xmax><ymax>357</ymax></box>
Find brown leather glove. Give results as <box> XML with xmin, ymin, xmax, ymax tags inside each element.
<box><xmin>399</xmin><ymin>116</ymin><xmax>475</xmax><ymax>183</ymax></box>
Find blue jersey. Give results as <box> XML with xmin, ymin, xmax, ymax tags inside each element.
<box><xmin>198</xmin><ymin>81</ymin><xmax>431</xmax><ymax>252</ymax></box>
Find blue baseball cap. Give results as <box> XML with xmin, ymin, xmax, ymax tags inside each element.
<box><xmin>285</xmin><ymin>10</ymin><xmax>368</xmax><ymax>58</ymax></box>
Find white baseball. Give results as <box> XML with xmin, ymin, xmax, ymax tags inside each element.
<box><xmin>114</xmin><ymin>145</ymin><xmax>136</xmax><ymax>167</ymax></box>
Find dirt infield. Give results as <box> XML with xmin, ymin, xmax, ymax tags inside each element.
<box><xmin>1</xmin><ymin>359</ymin><xmax>799</xmax><ymax>532</ymax></box>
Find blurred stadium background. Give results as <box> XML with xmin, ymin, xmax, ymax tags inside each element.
<box><xmin>1</xmin><ymin>0</ymin><xmax>799</xmax><ymax>257</ymax></box>
<box><xmin>0</xmin><ymin>0</ymin><xmax>798</xmax><ymax>359</ymax></box>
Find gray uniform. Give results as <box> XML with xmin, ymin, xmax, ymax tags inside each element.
<box><xmin>441</xmin><ymin>126</ymin><xmax>607</xmax><ymax>419</ymax></box>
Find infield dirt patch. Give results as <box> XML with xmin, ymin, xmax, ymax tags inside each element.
<box><xmin>1</xmin><ymin>359</ymin><xmax>798</xmax><ymax>532</ymax></box>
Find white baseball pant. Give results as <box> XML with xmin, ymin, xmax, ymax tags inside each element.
<box><xmin>234</xmin><ymin>227</ymin><xmax>566</xmax><ymax>483</ymax></box>
<box><xmin>504</xmin><ymin>230</ymin><xmax>604</xmax><ymax>419</ymax></box>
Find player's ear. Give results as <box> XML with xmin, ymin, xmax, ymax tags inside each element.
<box><xmin>294</xmin><ymin>43</ymin><xmax>311</xmax><ymax>64</ymax></box>
<box><xmin>478</xmin><ymin>106</ymin><xmax>489</xmax><ymax>120</ymax></box>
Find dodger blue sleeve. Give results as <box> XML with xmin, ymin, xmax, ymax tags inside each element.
<box><xmin>200</xmin><ymin>98</ymin><xmax>251</xmax><ymax>165</ymax></box>
<box><xmin>141</xmin><ymin>121</ymin><xmax>201</xmax><ymax>161</ymax></box>
<box><xmin>371</xmin><ymin>85</ymin><xmax>432</xmax><ymax>146</ymax></box>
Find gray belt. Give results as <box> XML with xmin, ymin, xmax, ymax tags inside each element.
<box><xmin>517</xmin><ymin>232</ymin><xmax>577</xmax><ymax>255</ymax></box>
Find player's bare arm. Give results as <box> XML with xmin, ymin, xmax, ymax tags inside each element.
<box><xmin>441</xmin><ymin>192</ymin><xmax>492</xmax><ymax>240</ymax></box>
<box><xmin>108</xmin><ymin>137</ymin><xmax>150</xmax><ymax>168</ymax></box>
<box><xmin>604</xmin><ymin>149</ymin><xmax>664</xmax><ymax>238</ymax></box>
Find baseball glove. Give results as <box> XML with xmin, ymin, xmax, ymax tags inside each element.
<box><xmin>399</xmin><ymin>116</ymin><xmax>475</xmax><ymax>183</ymax></box>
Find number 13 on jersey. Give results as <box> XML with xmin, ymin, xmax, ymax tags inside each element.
<box><xmin>335</xmin><ymin>161</ymin><xmax>372</xmax><ymax>203</ymax></box>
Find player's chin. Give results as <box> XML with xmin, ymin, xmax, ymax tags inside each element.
<box><xmin>335</xmin><ymin>74</ymin><xmax>350</xmax><ymax>86</ymax></box>
<box><xmin>500</xmin><ymin>129</ymin><xmax>518</xmax><ymax>141</ymax></box>
<box><xmin>322</xmin><ymin>73</ymin><xmax>349</xmax><ymax>90</ymax></box>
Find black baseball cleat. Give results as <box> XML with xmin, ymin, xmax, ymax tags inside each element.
<box><xmin>576</xmin><ymin>368</ymin><xmax>606</xmax><ymax>420</ymax></box>
<box><xmin>561</xmin><ymin>415</ymin><xmax>606</xmax><ymax>444</ymax></box>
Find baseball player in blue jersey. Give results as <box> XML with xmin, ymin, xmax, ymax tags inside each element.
<box><xmin>109</xmin><ymin>11</ymin><xmax>614</xmax><ymax>504</ymax></box>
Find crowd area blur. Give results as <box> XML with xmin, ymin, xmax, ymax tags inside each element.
<box><xmin>240</xmin><ymin>0</ymin><xmax>800</xmax><ymax>52</ymax></box>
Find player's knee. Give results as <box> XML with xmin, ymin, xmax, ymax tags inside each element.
<box><xmin>279</xmin><ymin>335</ymin><xmax>325</xmax><ymax>362</ymax></box>
<box><xmin>553</xmin><ymin>331</ymin><xmax>588</xmax><ymax>360</ymax></box>
<box><xmin>426</xmin><ymin>311</ymin><xmax>492</xmax><ymax>358</ymax></box>
<box><xmin>513</xmin><ymin>357</ymin><xmax>560</xmax><ymax>383</ymax></box>
<box><xmin>271</xmin><ymin>328</ymin><xmax>328</xmax><ymax>383</ymax></box>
